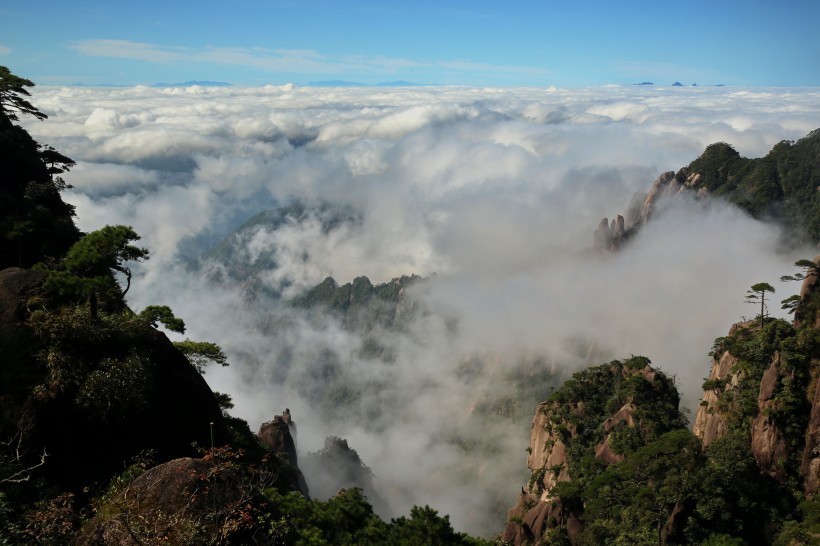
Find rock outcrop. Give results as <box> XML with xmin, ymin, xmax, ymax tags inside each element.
<box><xmin>751</xmin><ymin>353</ymin><xmax>791</xmax><ymax>480</ymax></box>
<box><xmin>593</xmin><ymin>166</ymin><xmax>710</xmax><ymax>251</ymax></box>
<box><xmin>300</xmin><ymin>436</ymin><xmax>391</xmax><ymax>518</ymax></box>
<box><xmin>799</xmin><ymin>257</ymin><xmax>820</xmax><ymax>495</ymax></box>
<box><xmin>692</xmin><ymin>347</ymin><xmax>738</xmax><ymax>447</ymax></box>
<box><xmin>258</xmin><ymin>410</ymin><xmax>310</xmax><ymax>495</ymax></box>
<box><xmin>503</xmin><ymin>358</ymin><xmax>684</xmax><ymax>545</ymax></box>
<box><xmin>802</xmin><ymin>373</ymin><xmax>820</xmax><ymax>495</ymax></box>
<box><xmin>0</xmin><ymin>267</ymin><xmax>47</xmax><ymax>324</ymax></box>
<box><xmin>693</xmin><ymin>257</ymin><xmax>820</xmax><ymax>494</ymax></box>
<box><xmin>76</xmin><ymin>455</ymin><xmax>275</xmax><ymax>545</ymax></box>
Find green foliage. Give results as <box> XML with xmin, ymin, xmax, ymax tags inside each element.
<box><xmin>771</xmin><ymin>496</ymin><xmax>820</xmax><ymax>545</ymax></box>
<box><xmin>261</xmin><ymin>487</ymin><xmax>490</xmax><ymax>546</ymax></box>
<box><xmin>746</xmin><ymin>282</ymin><xmax>775</xmax><ymax>327</ymax></box>
<box><xmin>781</xmin><ymin>258</ymin><xmax>820</xmax><ymax>324</ymax></box>
<box><xmin>704</xmin><ymin>319</ymin><xmax>815</xmax><ymax>484</ymax></box>
<box><xmin>702</xmin><ymin>377</ymin><xmax>728</xmax><ymax>394</ymax></box>
<box><xmin>701</xmin><ymin>534</ymin><xmax>747</xmax><ymax>546</ymax></box>
<box><xmin>173</xmin><ymin>339</ymin><xmax>228</xmax><ymax>373</ymax></box>
<box><xmin>214</xmin><ymin>391</ymin><xmax>235</xmax><ymax>411</ymax></box>
<box><xmin>544</xmin><ymin>356</ymin><xmax>686</xmax><ymax>483</ymax></box>
<box><xmin>579</xmin><ymin>429</ymin><xmax>702</xmax><ymax>545</ymax></box>
<box><xmin>687</xmin><ymin>129</ymin><xmax>820</xmax><ymax>244</ymax></box>
<box><xmin>389</xmin><ymin>505</ymin><xmax>490</xmax><ymax>546</ymax></box>
<box><xmin>0</xmin><ymin>67</ymin><xmax>79</xmax><ymax>269</ymax></box>
<box><xmin>780</xmin><ymin>259</ymin><xmax>819</xmax><ymax>283</ymax></box>
<box><xmin>0</xmin><ymin>66</ymin><xmax>46</xmax><ymax>121</ymax></box>
<box><xmin>40</xmin><ymin>225</ymin><xmax>149</xmax><ymax>319</ymax></box>
<box><xmin>692</xmin><ymin>432</ymin><xmax>793</xmax><ymax>544</ymax></box>
<box><xmin>27</xmin><ymin>305</ymin><xmax>154</xmax><ymax>403</ymax></box>
<box><xmin>138</xmin><ymin>305</ymin><xmax>186</xmax><ymax>333</ymax></box>
<box><xmin>75</xmin><ymin>353</ymin><xmax>149</xmax><ymax>420</ymax></box>
<box><xmin>536</xmin><ymin>331</ymin><xmax>817</xmax><ymax>544</ymax></box>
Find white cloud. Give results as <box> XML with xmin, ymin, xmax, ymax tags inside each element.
<box><xmin>71</xmin><ymin>39</ymin><xmax>186</xmax><ymax>63</ymax></box>
<box><xmin>0</xmin><ymin>44</ymin><xmax>10</xmax><ymax>55</ymax></box>
<box><xmin>69</xmin><ymin>39</ymin><xmax>560</xmax><ymax>82</ymax></box>
<box><xmin>70</xmin><ymin>39</ymin><xmax>425</xmax><ymax>76</ymax></box>
<box><xmin>20</xmin><ymin>83</ymin><xmax>820</xmax><ymax>535</ymax></box>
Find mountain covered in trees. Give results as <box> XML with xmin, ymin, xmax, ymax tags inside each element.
<box><xmin>594</xmin><ymin>129</ymin><xmax>820</xmax><ymax>251</ymax></box>
<box><xmin>502</xmin><ymin>259</ymin><xmax>820</xmax><ymax>545</ymax></box>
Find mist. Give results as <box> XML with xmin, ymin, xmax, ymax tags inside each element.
<box><xmin>22</xmin><ymin>83</ymin><xmax>820</xmax><ymax>535</ymax></box>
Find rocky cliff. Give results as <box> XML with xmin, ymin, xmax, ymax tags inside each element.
<box><xmin>595</xmin><ymin>128</ymin><xmax>820</xmax><ymax>250</ymax></box>
<box><xmin>502</xmin><ymin>357</ymin><xmax>685</xmax><ymax>545</ymax></box>
<box><xmin>593</xmin><ymin>168</ymin><xmax>708</xmax><ymax>251</ymax></box>
<box><xmin>300</xmin><ymin>436</ymin><xmax>392</xmax><ymax>518</ymax></box>
<box><xmin>692</xmin><ymin>258</ymin><xmax>820</xmax><ymax>493</ymax></box>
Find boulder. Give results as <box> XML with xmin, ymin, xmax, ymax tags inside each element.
<box><xmin>75</xmin><ymin>455</ymin><xmax>273</xmax><ymax>545</ymax></box>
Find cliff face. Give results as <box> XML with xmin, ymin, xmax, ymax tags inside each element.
<box><xmin>798</xmin><ymin>259</ymin><xmax>820</xmax><ymax>495</ymax></box>
<box><xmin>692</xmin><ymin>258</ymin><xmax>820</xmax><ymax>494</ymax></box>
<box><xmin>692</xmin><ymin>346</ymin><xmax>739</xmax><ymax>447</ymax></box>
<box><xmin>596</xmin><ymin>129</ymin><xmax>820</xmax><ymax>250</ymax></box>
<box><xmin>802</xmin><ymin>372</ymin><xmax>820</xmax><ymax>494</ymax></box>
<box><xmin>593</xmin><ymin>168</ymin><xmax>708</xmax><ymax>251</ymax></box>
<box><xmin>503</xmin><ymin>357</ymin><xmax>685</xmax><ymax>545</ymax></box>
<box><xmin>258</xmin><ymin>410</ymin><xmax>310</xmax><ymax>495</ymax></box>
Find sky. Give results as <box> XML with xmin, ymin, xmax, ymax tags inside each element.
<box><xmin>2</xmin><ymin>0</ymin><xmax>820</xmax><ymax>86</ymax></box>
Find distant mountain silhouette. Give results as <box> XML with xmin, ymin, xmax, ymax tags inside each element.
<box><xmin>151</xmin><ymin>80</ymin><xmax>231</xmax><ymax>87</ymax></box>
<box><xmin>307</xmin><ymin>80</ymin><xmax>423</xmax><ymax>87</ymax></box>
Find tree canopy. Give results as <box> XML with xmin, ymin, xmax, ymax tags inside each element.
<box><xmin>42</xmin><ymin>225</ymin><xmax>149</xmax><ymax>318</ymax></box>
<box><xmin>0</xmin><ymin>65</ymin><xmax>46</xmax><ymax>122</ymax></box>
<box><xmin>746</xmin><ymin>282</ymin><xmax>775</xmax><ymax>327</ymax></box>
<box><xmin>0</xmin><ymin>66</ymin><xmax>79</xmax><ymax>268</ymax></box>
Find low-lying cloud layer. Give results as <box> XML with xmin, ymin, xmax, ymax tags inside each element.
<box><xmin>23</xmin><ymin>83</ymin><xmax>820</xmax><ymax>535</ymax></box>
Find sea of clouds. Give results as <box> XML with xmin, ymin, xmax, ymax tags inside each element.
<box><xmin>22</xmin><ymin>83</ymin><xmax>820</xmax><ymax>535</ymax></box>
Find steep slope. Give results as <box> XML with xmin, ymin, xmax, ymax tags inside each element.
<box><xmin>0</xmin><ymin>266</ymin><xmax>257</xmax><ymax>491</ymax></box>
<box><xmin>503</xmin><ymin>322</ymin><xmax>820</xmax><ymax>545</ymax></box>
<box><xmin>300</xmin><ymin>436</ymin><xmax>392</xmax><ymax>518</ymax></box>
<box><xmin>502</xmin><ymin>356</ymin><xmax>686</xmax><ymax>545</ymax></box>
<box><xmin>292</xmin><ymin>274</ymin><xmax>420</xmax><ymax>332</ymax></box>
<box><xmin>595</xmin><ymin>128</ymin><xmax>820</xmax><ymax>250</ymax></box>
<box><xmin>0</xmin><ymin>84</ymin><xmax>80</xmax><ymax>270</ymax></box>
<box><xmin>694</xmin><ymin>258</ymin><xmax>820</xmax><ymax>493</ymax></box>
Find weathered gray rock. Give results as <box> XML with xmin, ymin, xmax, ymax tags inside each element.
<box><xmin>751</xmin><ymin>353</ymin><xmax>789</xmax><ymax>480</ymax></box>
<box><xmin>693</xmin><ymin>349</ymin><xmax>738</xmax><ymax>447</ymax></box>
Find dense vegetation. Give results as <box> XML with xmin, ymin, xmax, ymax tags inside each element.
<box><xmin>686</xmin><ymin>129</ymin><xmax>820</xmax><ymax>243</ymax></box>
<box><xmin>0</xmin><ymin>66</ymin><xmax>80</xmax><ymax>270</ymax></box>
<box><xmin>522</xmin><ymin>292</ymin><xmax>820</xmax><ymax>544</ymax></box>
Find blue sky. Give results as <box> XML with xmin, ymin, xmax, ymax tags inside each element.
<box><xmin>2</xmin><ymin>0</ymin><xmax>819</xmax><ymax>87</ymax></box>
